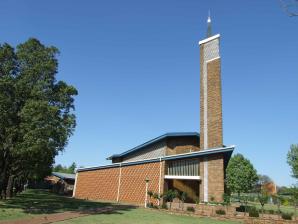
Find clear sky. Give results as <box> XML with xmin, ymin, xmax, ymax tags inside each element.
<box><xmin>1</xmin><ymin>0</ymin><xmax>297</xmax><ymax>186</ymax></box>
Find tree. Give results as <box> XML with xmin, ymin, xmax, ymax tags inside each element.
<box><xmin>258</xmin><ymin>175</ymin><xmax>272</xmax><ymax>185</ymax></box>
<box><xmin>272</xmin><ymin>194</ymin><xmax>283</xmax><ymax>214</ymax></box>
<box><xmin>289</xmin><ymin>186</ymin><xmax>298</xmax><ymax>221</ymax></box>
<box><xmin>226</xmin><ymin>154</ymin><xmax>259</xmax><ymax>197</ymax></box>
<box><xmin>53</xmin><ymin>162</ymin><xmax>77</xmax><ymax>174</ymax></box>
<box><xmin>163</xmin><ymin>190</ymin><xmax>178</xmax><ymax>210</ymax></box>
<box><xmin>68</xmin><ymin>162</ymin><xmax>77</xmax><ymax>174</ymax></box>
<box><xmin>0</xmin><ymin>38</ymin><xmax>77</xmax><ymax>198</ymax></box>
<box><xmin>287</xmin><ymin>144</ymin><xmax>298</xmax><ymax>179</ymax></box>
<box><xmin>280</xmin><ymin>0</ymin><xmax>298</xmax><ymax>17</ymax></box>
<box><xmin>258</xmin><ymin>190</ymin><xmax>269</xmax><ymax>217</ymax></box>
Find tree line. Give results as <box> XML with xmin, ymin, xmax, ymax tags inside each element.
<box><xmin>53</xmin><ymin>162</ymin><xmax>77</xmax><ymax>174</ymax></box>
<box><xmin>226</xmin><ymin>147</ymin><xmax>298</xmax><ymax>218</ymax></box>
<box><xmin>0</xmin><ymin>38</ymin><xmax>77</xmax><ymax>199</ymax></box>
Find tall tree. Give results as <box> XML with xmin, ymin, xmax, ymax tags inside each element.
<box><xmin>0</xmin><ymin>38</ymin><xmax>77</xmax><ymax>198</ymax></box>
<box><xmin>287</xmin><ymin>144</ymin><xmax>298</xmax><ymax>179</ymax></box>
<box><xmin>280</xmin><ymin>0</ymin><xmax>298</xmax><ymax>16</ymax></box>
<box><xmin>226</xmin><ymin>154</ymin><xmax>258</xmax><ymax>197</ymax></box>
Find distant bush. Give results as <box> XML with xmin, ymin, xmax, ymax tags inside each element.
<box><xmin>215</xmin><ymin>209</ymin><xmax>226</xmax><ymax>215</ymax></box>
<box><xmin>281</xmin><ymin>212</ymin><xmax>292</xmax><ymax>220</ymax></box>
<box><xmin>248</xmin><ymin>207</ymin><xmax>259</xmax><ymax>217</ymax></box>
<box><xmin>282</xmin><ymin>198</ymin><xmax>289</xmax><ymax>206</ymax></box>
<box><xmin>267</xmin><ymin>209</ymin><xmax>275</xmax><ymax>214</ymax></box>
<box><xmin>186</xmin><ymin>206</ymin><xmax>195</xmax><ymax>212</ymax></box>
<box><xmin>152</xmin><ymin>205</ymin><xmax>159</xmax><ymax>209</ymax></box>
<box><xmin>236</xmin><ymin>205</ymin><xmax>253</xmax><ymax>213</ymax></box>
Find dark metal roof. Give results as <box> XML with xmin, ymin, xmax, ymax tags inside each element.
<box><xmin>106</xmin><ymin>132</ymin><xmax>200</xmax><ymax>160</ymax></box>
<box><xmin>52</xmin><ymin>172</ymin><xmax>76</xmax><ymax>180</ymax></box>
<box><xmin>78</xmin><ymin>145</ymin><xmax>235</xmax><ymax>173</ymax></box>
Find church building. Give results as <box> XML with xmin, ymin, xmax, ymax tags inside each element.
<box><xmin>73</xmin><ymin>16</ymin><xmax>235</xmax><ymax>204</ymax></box>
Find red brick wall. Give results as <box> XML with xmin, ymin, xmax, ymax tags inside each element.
<box><xmin>119</xmin><ymin>162</ymin><xmax>163</xmax><ymax>204</ymax></box>
<box><xmin>74</xmin><ymin>161</ymin><xmax>164</xmax><ymax>205</ymax></box>
<box><xmin>75</xmin><ymin>167</ymin><xmax>120</xmax><ymax>201</ymax></box>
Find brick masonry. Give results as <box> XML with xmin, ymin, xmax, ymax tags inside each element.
<box><xmin>199</xmin><ymin>40</ymin><xmax>223</xmax><ymax>149</ymax></box>
<box><xmin>74</xmin><ymin>161</ymin><xmax>164</xmax><ymax>205</ymax></box>
<box><xmin>207</xmin><ymin>153</ymin><xmax>224</xmax><ymax>202</ymax></box>
<box><xmin>75</xmin><ymin>167</ymin><xmax>119</xmax><ymax>201</ymax></box>
<box><xmin>199</xmin><ymin>35</ymin><xmax>225</xmax><ymax>202</ymax></box>
<box><xmin>166</xmin><ymin>136</ymin><xmax>200</xmax><ymax>156</ymax></box>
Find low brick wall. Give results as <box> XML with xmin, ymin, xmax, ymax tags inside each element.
<box><xmin>166</xmin><ymin>202</ymin><xmax>297</xmax><ymax>223</ymax></box>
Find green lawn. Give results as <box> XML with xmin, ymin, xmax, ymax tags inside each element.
<box><xmin>0</xmin><ymin>189</ymin><xmax>112</xmax><ymax>221</ymax></box>
<box><xmin>57</xmin><ymin>208</ymin><xmax>239</xmax><ymax>224</ymax></box>
<box><xmin>0</xmin><ymin>189</ymin><xmax>240</xmax><ymax>224</ymax></box>
<box><xmin>247</xmin><ymin>201</ymin><xmax>297</xmax><ymax>215</ymax></box>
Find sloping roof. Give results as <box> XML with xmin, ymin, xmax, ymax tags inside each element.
<box><xmin>52</xmin><ymin>172</ymin><xmax>76</xmax><ymax>180</ymax></box>
<box><xmin>107</xmin><ymin>132</ymin><xmax>200</xmax><ymax>160</ymax></box>
<box><xmin>78</xmin><ymin>145</ymin><xmax>235</xmax><ymax>173</ymax></box>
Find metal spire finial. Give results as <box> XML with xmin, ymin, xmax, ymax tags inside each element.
<box><xmin>206</xmin><ymin>10</ymin><xmax>212</xmax><ymax>37</ymax></box>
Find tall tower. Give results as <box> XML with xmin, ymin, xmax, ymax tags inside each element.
<box><xmin>199</xmin><ymin>15</ymin><xmax>223</xmax><ymax>150</ymax></box>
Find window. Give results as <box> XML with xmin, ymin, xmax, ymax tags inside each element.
<box><xmin>167</xmin><ymin>159</ymin><xmax>199</xmax><ymax>176</ymax></box>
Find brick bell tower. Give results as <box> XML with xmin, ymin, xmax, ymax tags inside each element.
<box><xmin>199</xmin><ymin>14</ymin><xmax>224</xmax><ymax>202</ymax></box>
<box><xmin>199</xmin><ymin>14</ymin><xmax>223</xmax><ymax>150</ymax></box>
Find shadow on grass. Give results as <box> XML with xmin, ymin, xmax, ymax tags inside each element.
<box><xmin>0</xmin><ymin>189</ymin><xmax>136</xmax><ymax>215</ymax></box>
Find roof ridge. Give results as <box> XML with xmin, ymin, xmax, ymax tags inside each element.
<box><xmin>106</xmin><ymin>132</ymin><xmax>199</xmax><ymax>160</ymax></box>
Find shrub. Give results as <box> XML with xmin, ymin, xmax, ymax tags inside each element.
<box><xmin>161</xmin><ymin>203</ymin><xmax>168</xmax><ymax>210</ymax></box>
<box><xmin>210</xmin><ymin>195</ymin><xmax>215</xmax><ymax>202</ymax></box>
<box><xmin>194</xmin><ymin>197</ymin><xmax>200</xmax><ymax>205</ymax></box>
<box><xmin>215</xmin><ymin>209</ymin><xmax>226</xmax><ymax>215</ymax></box>
<box><xmin>163</xmin><ymin>190</ymin><xmax>178</xmax><ymax>210</ymax></box>
<box><xmin>146</xmin><ymin>202</ymin><xmax>153</xmax><ymax>208</ymax></box>
<box><xmin>222</xmin><ymin>193</ymin><xmax>231</xmax><ymax>206</ymax></box>
<box><xmin>282</xmin><ymin>198</ymin><xmax>289</xmax><ymax>206</ymax></box>
<box><xmin>281</xmin><ymin>212</ymin><xmax>292</xmax><ymax>220</ymax></box>
<box><xmin>152</xmin><ymin>205</ymin><xmax>159</xmax><ymax>209</ymax></box>
<box><xmin>248</xmin><ymin>207</ymin><xmax>259</xmax><ymax>217</ymax></box>
<box><xmin>186</xmin><ymin>206</ymin><xmax>195</xmax><ymax>212</ymax></box>
<box><xmin>236</xmin><ymin>205</ymin><xmax>253</xmax><ymax>212</ymax></box>
<box><xmin>268</xmin><ymin>209</ymin><xmax>275</xmax><ymax>214</ymax></box>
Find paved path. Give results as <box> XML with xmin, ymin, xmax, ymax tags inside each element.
<box><xmin>0</xmin><ymin>206</ymin><xmax>115</xmax><ymax>224</ymax></box>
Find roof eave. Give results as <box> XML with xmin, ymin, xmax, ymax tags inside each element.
<box><xmin>78</xmin><ymin>145</ymin><xmax>235</xmax><ymax>173</ymax></box>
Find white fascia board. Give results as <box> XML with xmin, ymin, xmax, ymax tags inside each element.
<box><xmin>164</xmin><ymin>175</ymin><xmax>201</xmax><ymax>180</ymax></box>
<box><xmin>199</xmin><ymin>34</ymin><xmax>220</xmax><ymax>45</ymax></box>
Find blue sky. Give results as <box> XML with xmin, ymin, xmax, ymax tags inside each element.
<box><xmin>1</xmin><ymin>0</ymin><xmax>297</xmax><ymax>186</ymax></box>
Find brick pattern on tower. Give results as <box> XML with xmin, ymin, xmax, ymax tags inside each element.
<box><xmin>199</xmin><ymin>36</ymin><xmax>222</xmax><ymax>150</ymax></box>
<box><xmin>199</xmin><ymin>34</ymin><xmax>224</xmax><ymax>202</ymax></box>
<box><xmin>207</xmin><ymin>153</ymin><xmax>224</xmax><ymax>201</ymax></box>
<box><xmin>207</xmin><ymin>59</ymin><xmax>223</xmax><ymax>148</ymax></box>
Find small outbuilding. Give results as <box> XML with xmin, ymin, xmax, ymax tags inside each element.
<box><xmin>45</xmin><ymin>172</ymin><xmax>76</xmax><ymax>195</ymax></box>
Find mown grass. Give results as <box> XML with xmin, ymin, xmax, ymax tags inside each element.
<box><xmin>0</xmin><ymin>189</ymin><xmax>118</xmax><ymax>221</ymax></box>
<box><xmin>247</xmin><ymin>201</ymin><xmax>297</xmax><ymax>215</ymax></box>
<box><xmin>57</xmin><ymin>208</ymin><xmax>240</xmax><ymax>224</ymax></box>
<box><xmin>0</xmin><ymin>189</ymin><xmax>240</xmax><ymax>223</ymax></box>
